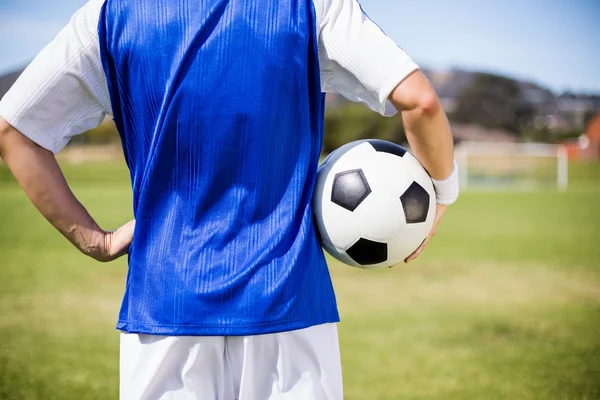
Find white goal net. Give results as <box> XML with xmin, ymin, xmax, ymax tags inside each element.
<box><xmin>455</xmin><ymin>142</ymin><xmax>568</xmax><ymax>191</ymax></box>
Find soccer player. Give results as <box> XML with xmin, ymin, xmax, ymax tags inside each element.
<box><xmin>0</xmin><ymin>0</ymin><xmax>458</xmax><ymax>398</ymax></box>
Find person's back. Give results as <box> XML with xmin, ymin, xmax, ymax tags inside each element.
<box><xmin>0</xmin><ymin>0</ymin><xmax>459</xmax><ymax>398</ymax></box>
<box><xmin>100</xmin><ymin>0</ymin><xmax>336</xmax><ymax>335</ymax></box>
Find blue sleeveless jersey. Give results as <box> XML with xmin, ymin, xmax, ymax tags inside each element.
<box><xmin>98</xmin><ymin>0</ymin><xmax>339</xmax><ymax>335</ymax></box>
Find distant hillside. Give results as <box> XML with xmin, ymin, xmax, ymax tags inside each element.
<box><xmin>421</xmin><ymin>68</ymin><xmax>474</xmax><ymax>99</ymax></box>
<box><xmin>0</xmin><ymin>68</ymin><xmax>24</xmax><ymax>100</ymax></box>
<box><xmin>1</xmin><ymin>65</ymin><xmax>598</xmax><ymax>126</ymax></box>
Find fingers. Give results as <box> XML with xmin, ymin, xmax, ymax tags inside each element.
<box><xmin>102</xmin><ymin>220</ymin><xmax>136</xmax><ymax>262</ymax></box>
<box><xmin>112</xmin><ymin>220</ymin><xmax>136</xmax><ymax>257</ymax></box>
<box><xmin>404</xmin><ymin>235</ymin><xmax>431</xmax><ymax>264</ymax></box>
<box><xmin>391</xmin><ymin>203</ymin><xmax>449</xmax><ymax>267</ymax></box>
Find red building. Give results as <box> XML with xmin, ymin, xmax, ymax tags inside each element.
<box><xmin>563</xmin><ymin>110</ymin><xmax>600</xmax><ymax>161</ymax></box>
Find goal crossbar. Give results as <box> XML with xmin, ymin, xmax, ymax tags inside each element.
<box><xmin>455</xmin><ymin>141</ymin><xmax>568</xmax><ymax>192</ymax></box>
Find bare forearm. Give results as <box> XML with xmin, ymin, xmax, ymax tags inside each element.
<box><xmin>0</xmin><ymin>118</ymin><xmax>104</xmax><ymax>255</ymax></box>
<box><xmin>402</xmin><ymin>102</ymin><xmax>453</xmax><ymax>181</ymax></box>
<box><xmin>389</xmin><ymin>71</ymin><xmax>454</xmax><ymax>181</ymax></box>
<box><xmin>388</xmin><ymin>70</ymin><xmax>456</xmax><ymax>263</ymax></box>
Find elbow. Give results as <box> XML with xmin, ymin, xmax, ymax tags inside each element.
<box><xmin>390</xmin><ymin>71</ymin><xmax>443</xmax><ymax>118</ymax></box>
<box><xmin>413</xmin><ymin>90</ymin><xmax>442</xmax><ymax>119</ymax></box>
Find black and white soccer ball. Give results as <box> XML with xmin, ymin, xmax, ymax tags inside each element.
<box><xmin>313</xmin><ymin>139</ymin><xmax>435</xmax><ymax>269</ymax></box>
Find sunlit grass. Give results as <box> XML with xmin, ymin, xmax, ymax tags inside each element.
<box><xmin>0</xmin><ymin>160</ymin><xmax>599</xmax><ymax>399</ymax></box>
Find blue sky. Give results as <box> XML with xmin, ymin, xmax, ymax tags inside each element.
<box><xmin>1</xmin><ymin>0</ymin><xmax>599</xmax><ymax>93</ymax></box>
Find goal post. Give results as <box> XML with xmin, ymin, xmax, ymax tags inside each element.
<box><xmin>455</xmin><ymin>141</ymin><xmax>568</xmax><ymax>192</ymax></box>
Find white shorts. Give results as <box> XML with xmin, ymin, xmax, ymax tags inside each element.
<box><xmin>120</xmin><ymin>323</ymin><xmax>343</xmax><ymax>400</ymax></box>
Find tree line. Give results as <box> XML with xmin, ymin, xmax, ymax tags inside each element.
<box><xmin>80</xmin><ymin>71</ymin><xmax>595</xmax><ymax>149</ymax></box>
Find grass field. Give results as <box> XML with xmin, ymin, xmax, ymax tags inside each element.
<box><xmin>1</xmin><ymin>160</ymin><xmax>599</xmax><ymax>399</ymax></box>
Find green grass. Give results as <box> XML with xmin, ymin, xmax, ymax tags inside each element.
<box><xmin>0</xmin><ymin>161</ymin><xmax>599</xmax><ymax>399</ymax></box>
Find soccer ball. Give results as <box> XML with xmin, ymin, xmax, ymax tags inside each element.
<box><xmin>313</xmin><ymin>139</ymin><xmax>435</xmax><ymax>268</ymax></box>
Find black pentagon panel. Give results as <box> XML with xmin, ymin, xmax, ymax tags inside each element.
<box><xmin>347</xmin><ymin>238</ymin><xmax>388</xmax><ymax>265</ymax></box>
<box><xmin>366</xmin><ymin>139</ymin><xmax>407</xmax><ymax>158</ymax></box>
<box><xmin>400</xmin><ymin>182</ymin><xmax>430</xmax><ymax>223</ymax></box>
<box><xmin>331</xmin><ymin>169</ymin><xmax>372</xmax><ymax>212</ymax></box>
